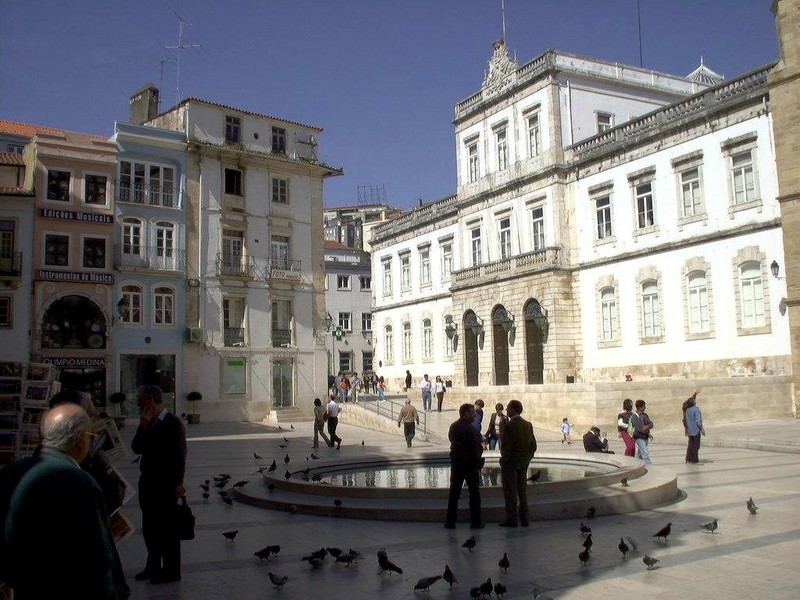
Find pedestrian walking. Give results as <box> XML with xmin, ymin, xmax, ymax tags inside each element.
<box><xmin>617</xmin><ymin>398</ymin><xmax>635</xmax><ymax>457</ymax></box>
<box><xmin>629</xmin><ymin>399</ymin><xmax>654</xmax><ymax>464</ymax></box>
<box><xmin>312</xmin><ymin>398</ymin><xmax>332</xmax><ymax>448</ymax></box>
<box><xmin>434</xmin><ymin>376</ymin><xmax>446</xmax><ymax>411</ymax></box>
<box><xmin>377</xmin><ymin>376</ymin><xmax>386</xmax><ymax>401</ymax></box>
<box><xmin>351</xmin><ymin>372</ymin><xmax>361</xmax><ymax>403</ymax></box>
<box><xmin>405</xmin><ymin>370</ymin><xmax>412</xmax><ymax>391</ymax></box>
<box><xmin>398</xmin><ymin>399</ymin><xmax>420</xmax><ymax>447</ymax></box>
<box><xmin>327</xmin><ymin>395</ymin><xmax>343</xmax><ymax>450</ymax></box>
<box><xmin>683</xmin><ymin>391</ymin><xmax>705</xmax><ymax>464</ymax></box>
<box><xmin>420</xmin><ymin>374</ymin><xmax>432</xmax><ymax>411</ymax></box>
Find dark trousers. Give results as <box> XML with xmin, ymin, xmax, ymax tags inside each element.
<box><xmin>686</xmin><ymin>434</ymin><xmax>701</xmax><ymax>463</ymax></box>
<box><xmin>500</xmin><ymin>463</ymin><xmax>530</xmax><ymax>524</ymax></box>
<box><xmin>436</xmin><ymin>392</ymin><xmax>444</xmax><ymax>411</ymax></box>
<box><xmin>139</xmin><ymin>484</ymin><xmax>181</xmax><ymax>576</ymax></box>
<box><xmin>327</xmin><ymin>417</ymin><xmax>341</xmax><ymax>444</ymax></box>
<box><xmin>446</xmin><ymin>462</ymin><xmax>482</xmax><ymax>526</ymax></box>
<box><xmin>403</xmin><ymin>422</ymin><xmax>416</xmax><ymax>446</ymax></box>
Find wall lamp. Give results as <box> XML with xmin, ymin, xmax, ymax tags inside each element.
<box><xmin>111</xmin><ymin>298</ymin><xmax>126</xmax><ymax>324</ymax></box>
<box><xmin>770</xmin><ymin>260</ymin><xmax>786</xmax><ymax>280</ymax></box>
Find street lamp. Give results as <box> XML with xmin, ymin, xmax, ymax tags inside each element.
<box><xmin>771</xmin><ymin>260</ymin><xmax>786</xmax><ymax>280</ymax></box>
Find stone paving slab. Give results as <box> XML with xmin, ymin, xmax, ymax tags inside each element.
<box><xmin>113</xmin><ymin>415</ymin><xmax>800</xmax><ymax>600</ymax></box>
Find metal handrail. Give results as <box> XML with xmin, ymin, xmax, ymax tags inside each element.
<box><xmin>357</xmin><ymin>395</ymin><xmax>427</xmax><ymax>436</ymax></box>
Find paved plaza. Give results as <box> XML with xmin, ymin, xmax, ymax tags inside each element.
<box><xmin>114</xmin><ymin>403</ymin><xmax>800</xmax><ymax>599</ymax></box>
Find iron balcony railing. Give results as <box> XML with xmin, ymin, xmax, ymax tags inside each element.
<box><xmin>114</xmin><ymin>245</ymin><xmax>187</xmax><ymax>271</ymax></box>
<box><xmin>116</xmin><ymin>181</ymin><xmax>178</xmax><ymax>208</ymax></box>
<box><xmin>216</xmin><ymin>254</ymin><xmax>257</xmax><ymax>278</ymax></box>
<box><xmin>0</xmin><ymin>252</ymin><xmax>22</xmax><ymax>276</ymax></box>
<box><xmin>271</xmin><ymin>328</ymin><xmax>292</xmax><ymax>347</ymax></box>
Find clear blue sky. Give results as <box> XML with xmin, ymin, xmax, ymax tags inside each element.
<box><xmin>0</xmin><ymin>1</ymin><xmax>779</xmax><ymax>209</ymax></box>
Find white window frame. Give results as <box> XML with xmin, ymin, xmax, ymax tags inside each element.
<box><xmin>441</xmin><ymin>242</ymin><xmax>453</xmax><ymax>280</ymax></box>
<box><xmin>634</xmin><ymin>181</ymin><xmax>655</xmax><ymax>230</ymax></box>
<box><xmin>361</xmin><ymin>312</ymin><xmax>372</xmax><ymax>333</ymax></box>
<box><xmin>382</xmin><ymin>259</ymin><xmax>392</xmax><ymax>296</ymax></box>
<box><xmin>225</xmin><ymin>115</ymin><xmax>241</xmax><ymax>143</ymax></box>
<box><xmin>595</xmin><ymin>194</ymin><xmax>613</xmax><ymax>241</ymax></box>
<box><xmin>641</xmin><ymin>280</ymin><xmax>661</xmax><ymax>338</ymax></box>
<box><xmin>153</xmin><ymin>286</ymin><xmax>175</xmax><ymax>326</ymax></box>
<box><xmin>337</xmin><ymin>274</ymin><xmax>351</xmax><ymax>290</ymax></box>
<box><xmin>498</xmin><ymin>215</ymin><xmax>512</xmax><ymax>260</ymax></box>
<box><xmin>470</xmin><ymin>227</ymin><xmax>482</xmax><ymax>267</ymax></box>
<box><xmin>384</xmin><ymin>325</ymin><xmax>394</xmax><ymax>364</ymax></box>
<box><xmin>270</xmin><ymin>235</ymin><xmax>291</xmax><ymax>270</ymax></box>
<box><xmin>121</xmin><ymin>218</ymin><xmax>143</xmax><ymax>257</ymax></box>
<box><xmin>687</xmin><ymin>271</ymin><xmax>710</xmax><ymax>334</ymax></box>
<box><xmin>402</xmin><ymin>322</ymin><xmax>412</xmax><ymax>362</ymax></box>
<box><xmin>422</xmin><ymin>318</ymin><xmax>433</xmax><ymax>359</ymax></box>
<box><xmin>338</xmin><ymin>311</ymin><xmax>352</xmax><ymax>332</ymax></box>
<box><xmin>739</xmin><ymin>261</ymin><xmax>765</xmax><ymax>329</ymax></box>
<box><xmin>680</xmin><ymin>167</ymin><xmax>703</xmax><ymax>218</ymax></box>
<box><xmin>495</xmin><ymin>125</ymin><xmax>508</xmax><ymax>171</ymax></box>
<box><xmin>731</xmin><ymin>150</ymin><xmax>757</xmax><ymax>205</ymax></box>
<box><xmin>600</xmin><ymin>287</ymin><xmax>618</xmax><ymax>343</ymax></box>
<box><xmin>467</xmin><ymin>140</ymin><xmax>479</xmax><ymax>183</ymax></box>
<box><xmin>400</xmin><ymin>253</ymin><xmax>411</xmax><ymax>291</ymax></box>
<box><xmin>596</xmin><ymin>112</ymin><xmax>614</xmax><ymax>133</ymax></box>
<box><xmin>120</xmin><ymin>284</ymin><xmax>143</xmax><ymax>325</ymax></box>
<box><xmin>359</xmin><ymin>275</ymin><xmax>372</xmax><ymax>291</ymax></box>
<box><xmin>271</xmin><ymin>177</ymin><xmax>289</xmax><ymax>204</ymax></box>
<box><xmin>118</xmin><ymin>161</ymin><xmax>175</xmax><ymax>206</ymax></box>
<box><xmin>420</xmin><ymin>247</ymin><xmax>431</xmax><ymax>286</ymax></box>
<box><xmin>531</xmin><ymin>205</ymin><xmax>545</xmax><ymax>251</ymax></box>
<box><xmin>526</xmin><ymin>109</ymin><xmax>541</xmax><ymax>158</ymax></box>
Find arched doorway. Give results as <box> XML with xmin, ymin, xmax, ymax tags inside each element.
<box><xmin>40</xmin><ymin>295</ymin><xmax>107</xmax><ymax>350</ymax></box>
<box><xmin>524</xmin><ymin>299</ymin><xmax>548</xmax><ymax>384</ymax></box>
<box><xmin>491</xmin><ymin>305</ymin><xmax>512</xmax><ymax>385</ymax></box>
<box><xmin>463</xmin><ymin>311</ymin><xmax>481</xmax><ymax>387</ymax></box>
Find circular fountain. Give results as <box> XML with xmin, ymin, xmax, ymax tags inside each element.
<box><xmin>234</xmin><ymin>450</ymin><xmax>679</xmax><ymax>522</ymax></box>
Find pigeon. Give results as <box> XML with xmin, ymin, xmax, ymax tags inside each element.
<box><xmin>278</xmin><ymin>425</ymin><xmax>283</xmax><ymax>430</ymax></box>
<box><xmin>284</xmin><ymin>436</ymin><xmax>289</xmax><ymax>443</ymax></box>
<box><xmin>642</xmin><ymin>554</ymin><xmax>660</xmax><ymax>570</ymax></box>
<box><xmin>479</xmin><ymin>578</ymin><xmax>493</xmax><ymax>598</ymax></box>
<box><xmin>253</xmin><ymin>452</ymin><xmax>263</xmax><ymax>460</ymax></box>
<box><xmin>377</xmin><ymin>549</ymin><xmax>403</xmax><ymax>574</ymax></box>
<box><xmin>302</xmin><ymin>556</ymin><xmax>324</xmax><ymax>569</ymax></box>
<box><xmin>494</xmin><ymin>581</ymin><xmax>507</xmax><ymax>599</ymax></box>
<box><xmin>333</xmin><ymin>499</ymin><xmax>342</xmax><ymax>508</ymax></box>
<box><xmin>284</xmin><ymin>469</ymin><xmax>292</xmax><ymax>480</ymax></box>
<box><xmin>625</xmin><ymin>536</ymin><xmax>640</xmax><ymax>550</ymax></box>
<box><xmin>222</xmin><ymin>530</ymin><xmax>238</xmax><ymax>542</ymax></box>
<box><xmin>618</xmin><ymin>537</ymin><xmax>630</xmax><ymax>558</ymax></box>
<box><xmin>199</xmin><ymin>482</ymin><xmax>210</xmax><ymax>491</ymax></box>
<box><xmin>233</xmin><ymin>480</ymin><xmax>249</xmax><ymax>488</ymax></box>
<box><xmin>326</xmin><ymin>547</ymin><xmax>343</xmax><ymax>559</ymax></box>
<box><xmin>579</xmin><ymin>522</ymin><xmax>592</xmax><ymax>535</ymax></box>
<box><xmin>346</xmin><ymin>548</ymin><xmax>363</xmax><ymax>562</ymax></box>
<box><xmin>746</xmin><ymin>497</ymin><xmax>758</xmax><ymax>515</ymax></box>
<box><xmin>498</xmin><ymin>552</ymin><xmax>510</xmax><ymax>573</ymax></box>
<box><xmin>284</xmin><ymin>454</ymin><xmax>290</xmax><ymax>464</ymax></box>
<box><xmin>279</xmin><ymin>444</ymin><xmax>287</xmax><ymax>449</ymax></box>
<box><xmin>414</xmin><ymin>575</ymin><xmax>442</xmax><ymax>591</ymax></box>
<box><xmin>304</xmin><ymin>548</ymin><xmax>328</xmax><ymax>561</ymax></box>
<box><xmin>268</xmin><ymin>572</ymin><xmax>289</xmax><ymax>589</ymax></box>
<box><xmin>462</xmin><ymin>536</ymin><xmax>477</xmax><ymax>552</ymax></box>
<box><xmin>700</xmin><ymin>518</ymin><xmax>718</xmax><ymax>533</ymax></box>
<box><xmin>361</xmin><ymin>440</ymin><xmax>365</xmax><ymax>446</ymax></box>
<box><xmin>443</xmin><ymin>564</ymin><xmax>457</xmax><ymax>588</ymax></box>
<box><xmin>469</xmin><ymin>587</ymin><xmax>482</xmax><ymax>599</ymax></box>
<box><xmin>586</xmin><ymin>506</ymin><xmax>596</xmax><ymax>519</ymax></box>
<box><xmin>621</xmin><ymin>477</ymin><xmax>629</xmax><ymax>487</ymax></box>
<box><xmin>268</xmin><ymin>460</ymin><xmax>277</xmax><ymax>472</ymax></box>
<box><xmin>578</xmin><ymin>548</ymin><xmax>591</xmax><ymax>566</ymax></box>
<box><xmin>254</xmin><ymin>545</ymin><xmax>280</xmax><ymax>561</ymax></box>
<box><xmin>582</xmin><ymin>534</ymin><xmax>593</xmax><ymax>552</ymax></box>
<box><xmin>221</xmin><ymin>494</ymin><xmax>234</xmax><ymax>506</ymax></box>
<box><xmin>267</xmin><ymin>483</ymin><xmax>276</xmax><ymax>491</ymax></box>
<box><xmin>214</xmin><ymin>480</ymin><xmax>229</xmax><ymax>489</ymax></box>
<box><xmin>290</xmin><ymin>424</ymin><xmax>295</xmax><ymax>430</ymax></box>
<box><xmin>311</xmin><ymin>452</ymin><xmax>319</xmax><ymax>460</ymax></box>
<box><xmin>335</xmin><ymin>552</ymin><xmax>357</xmax><ymax>566</ymax></box>
<box><xmin>257</xmin><ymin>466</ymin><xmax>268</xmax><ymax>474</ymax></box>
<box><xmin>653</xmin><ymin>522</ymin><xmax>672</xmax><ymax>542</ymax></box>
<box><xmin>527</xmin><ymin>470</ymin><xmax>541</xmax><ymax>483</ymax></box>
<box><xmin>213</xmin><ymin>474</ymin><xmax>231</xmax><ymax>482</ymax></box>
<box><xmin>202</xmin><ymin>491</ymin><xmax>210</xmax><ymax>500</ymax></box>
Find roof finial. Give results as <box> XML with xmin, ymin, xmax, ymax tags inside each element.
<box><xmin>501</xmin><ymin>0</ymin><xmax>507</xmax><ymax>42</ymax></box>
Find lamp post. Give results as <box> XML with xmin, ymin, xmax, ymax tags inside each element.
<box><xmin>324</xmin><ymin>312</ymin><xmax>334</xmax><ymax>383</ymax></box>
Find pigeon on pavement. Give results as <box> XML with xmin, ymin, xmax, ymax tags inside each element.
<box><xmin>268</xmin><ymin>572</ymin><xmax>289</xmax><ymax>589</ymax></box>
<box><xmin>746</xmin><ymin>497</ymin><xmax>758</xmax><ymax>515</ymax></box>
<box><xmin>643</xmin><ymin>555</ymin><xmax>660</xmax><ymax>570</ymax></box>
<box><xmin>700</xmin><ymin>519</ymin><xmax>718</xmax><ymax>533</ymax></box>
<box><xmin>377</xmin><ymin>548</ymin><xmax>403</xmax><ymax>575</ymax></box>
<box><xmin>653</xmin><ymin>522</ymin><xmax>671</xmax><ymax>542</ymax></box>
<box><xmin>578</xmin><ymin>548</ymin><xmax>590</xmax><ymax>566</ymax></box>
<box><xmin>462</xmin><ymin>536</ymin><xmax>477</xmax><ymax>552</ymax></box>
<box><xmin>443</xmin><ymin>564</ymin><xmax>457</xmax><ymax>588</ymax></box>
<box><xmin>498</xmin><ymin>552</ymin><xmax>510</xmax><ymax>573</ymax></box>
<box><xmin>413</xmin><ymin>575</ymin><xmax>442</xmax><ymax>591</ymax></box>
<box><xmin>579</xmin><ymin>522</ymin><xmax>591</xmax><ymax>535</ymax></box>
<box><xmin>494</xmin><ymin>581</ymin><xmax>507</xmax><ymax>599</ymax></box>
<box><xmin>618</xmin><ymin>537</ymin><xmax>630</xmax><ymax>558</ymax></box>
<box><xmin>222</xmin><ymin>530</ymin><xmax>238</xmax><ymax>542</ymax></box>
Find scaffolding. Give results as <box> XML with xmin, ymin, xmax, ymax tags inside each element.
<box><xmin>357</xmin><ymin>183</ymin><xmax>387</xmax><ymax>206</ymax></box>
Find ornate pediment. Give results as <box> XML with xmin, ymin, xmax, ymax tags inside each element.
<box><xmin>482</xmin><ymin>39</ymin><xmax>518</xmax><ymax>97</ymax></box>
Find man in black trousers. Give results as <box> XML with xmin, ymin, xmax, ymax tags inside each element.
<box><xmin>131</xmin><ymin>385</ymin><xmax>187</xmax><ymax>584</ymax></box>
<box><xmin>444</xmin><ymin>403</ymin><xmax>484</xmax><ymax>529</ymax></box>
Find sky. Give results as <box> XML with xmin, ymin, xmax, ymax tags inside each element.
<box><xmin>0</xmin><ymin>1</ymin><xmax>780</xmax><ymax>209</ymax></box>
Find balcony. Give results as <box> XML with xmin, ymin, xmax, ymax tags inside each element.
<box><xmin>114</xmin><ymin>245</ymin><xmax>186</xmax><ymax>272</ymax></box>
<box><xmin>0</xmin><ymin>252</ymin><xmax>22</xmax><ymax>277</ymax></box>
<box><xmin>116</xmin><ymin>182</ymin><xmax>178</xmax><ymax>208</ymax></box>
<box><xmin>271</xmin><ymin>328</ymin><xmax>291</xmax><ymax>347</ymax></box>
<box><xmin>267</xmin><ymin>257</ymin><xmax>302</xmax><ymax>282</ymax></box>
<box><xmin>216</xmin><ymin>254</ymin><xmax>256</xmax><ymax>278</ymax></box>
<box><xmin>452</xmin><ymin>246</ymin><xmax>562</xmax><ymax>289</ymax></box>
<box><xmin>224</xmin><ymin>327</ymin><xmax>245</xmax><ymax>347</ymax></box>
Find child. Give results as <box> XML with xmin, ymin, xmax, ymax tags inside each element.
<box><xmin>561</xmin><ymin>417</ymin><xmax>573</xmax><ymax>444</ymax></box>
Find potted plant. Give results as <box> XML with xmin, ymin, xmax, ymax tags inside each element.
<box><xmin>109</xmin><ymin>392</ymin><xmax>127</xmax><ymax>429</ymax></box>
<box><xmin>186</xmin><ymin>391</ymin><xmax>202</xmax><ymax>424</ymax></box>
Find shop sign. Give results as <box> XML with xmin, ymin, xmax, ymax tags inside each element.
<box><xmin>40</xmin><ymin>208</ymin><xmax>114</xmax><ymax>224</ymax></box>
<box><xmin>37</xmin><ymin>269</ymin><xmax>114</xmax><ymax>284</ymax></box>
<box><xmin>42</xmin><ymin>357</ymin><xmax>106</xmax><ymax>368</ymax></box>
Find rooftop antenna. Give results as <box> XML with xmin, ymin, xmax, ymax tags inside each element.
<box><xmin>637</xmin><ymin>0</ymin><xmax>643</xmax><ymax>67</ymax></box>
<box><xmin>501</xmin><ymin>0</ymin><xmax>507</xmax><ymax>41</ymax></box>
<box><xmin>161</xmin><ymin>0</ymin><xmax>202</xmax><ymax>105</ymax></box>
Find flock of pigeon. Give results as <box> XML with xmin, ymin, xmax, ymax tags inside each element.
<box><xmin>194</xmin><ymin>426</ymin><xmax>762</xmax><ymax>598</ymax></box>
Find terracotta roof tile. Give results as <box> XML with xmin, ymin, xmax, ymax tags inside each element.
<box><xmin>0</xmin><ymin>152</ymin><xmax>24</xmax><ymax>166</ymax></box>
<box><xmin>0</xmin><ymin>119</ymin><xmax>63</xmax><ymax>138</ymax></box>
<box><xmin>153</xmin><ymin>98</ymin><xmax>323</xmax><ymax>132</ymax></box>
<box><xmin>0</xmin><ymin>186</ymin><xmax>33</xmax><ymax>196</ymax></box>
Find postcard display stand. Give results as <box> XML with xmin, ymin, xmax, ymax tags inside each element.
<box><xmin>0</xmin><ymin>361</ymin><xmax>61</xmax><ymax>466</ymax></box>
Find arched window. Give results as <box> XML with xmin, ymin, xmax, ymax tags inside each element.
<box><xmin>641</xmin><ymin>280</ymin><xmax>661</xmax><ymax>337</ymax></box>
<box><xmin>121</xmin><ymin>285</ymin><xmax>142</xmax><ymax>325</ymax></box>
<box><xmin>740</xmin><ymin>261</ymin><xmax>764</xmax><ymax>327</ymax></box>
<box><xmin>153</xmin><ymin>286</ymin><xmax>174</xmax><ymax>325</ymax></box>
<box><xmin>40</xmin><ymin>295</ymin><xmax>106</xmax><ymax>349</ymax></box>
<box><xmin>155</xmin><ymin>221</ymin><xmax>175</xmax><ymax>268</ymax></box>
<box><xmin>384</xmin><ymin>325</ymin><xmax>394</xmax><ymax>364</ymax></box>
<box><xmin>121</xmin><ymin>217</ymin><xmax>143</xmax><ymax>263</ymax></box>
<box><xmin>600</xmin><ymin>287</ymin><xmax>618</xmax><ymax>341</ymax></box>
<box><xmin>687</xmin><ymin>271</ymin><xmax>709</xmax><ymax>333</ymax></box>
<box><xmin>422</xmin><ymin>319</ymin><xmax>433</xmax><ymax>359</ymax></box>
<box><xmin>402</xmin><ymin>322</ymin><xmax>412</xmax><ymax>362</ymax></box>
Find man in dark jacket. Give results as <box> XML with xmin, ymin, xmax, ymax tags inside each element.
<box><xmin>583</xmin><ymin>427</ymin><xmax>614</xmax><ymax>453</ymax></box>
<box><xmin>131</xmin><ymin>385</ymin><xmax>187</xmax><ymax>584</ymax></box>
<box><xmin>1</xmin><ymin>404</ymin><xmax>129</xmax><ymax>599</ymax></box>
<box><xmin>444</xmin><ymin>403</ymin><xmax>484</xmax><ymax>529</ymax></box>
<box><xmin>498</xmin><ymin>400</ymin><xmax>537</xmax><ymax>527</ymax></box>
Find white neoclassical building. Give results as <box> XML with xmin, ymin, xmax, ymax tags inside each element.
<box><xmin>371</xmin><ymin>43</ymin><xmax>791</xmax><ymax>428</ymax></box>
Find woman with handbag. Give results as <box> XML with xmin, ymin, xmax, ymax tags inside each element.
<box><xmin>313</xmin><ymin>397</ymin><xmax>332</xmax><ymax>448</ymax></box>
<box><xmin>617</xmin><ymin>398</ymin><xmax>635</xmax><ymax>457</ymax></box>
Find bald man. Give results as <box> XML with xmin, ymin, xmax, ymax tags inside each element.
<box><xmin>0</xmin><ymin>404</ymin><xmax>129</xmax><ymax>599</ymax></box>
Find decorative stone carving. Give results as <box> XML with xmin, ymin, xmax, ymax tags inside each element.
<box><xmin>482</xmin><ymin>39</ymin><xmax>518</xmax><ymax>97</ymax></box>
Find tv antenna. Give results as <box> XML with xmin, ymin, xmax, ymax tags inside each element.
<box><xmin>501</xmin><ymin>0</ymin><xmax>507</xmax><ymax>42</ymax></box>
<box><xmin>161</xmin><ymin>0</ymin><xmax>202</xmax><ymax>105</ymax></box>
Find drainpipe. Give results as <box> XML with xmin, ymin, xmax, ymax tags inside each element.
<box><xmin>565</xmin><ymin>80</ymin><xmax>574</xmax><ymax>146</ymax></box>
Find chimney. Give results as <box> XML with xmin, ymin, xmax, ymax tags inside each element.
<box><xmin>129</xmin><ymin>83</ymin><xmax>160</xmax><ymax>125</ymax></box>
